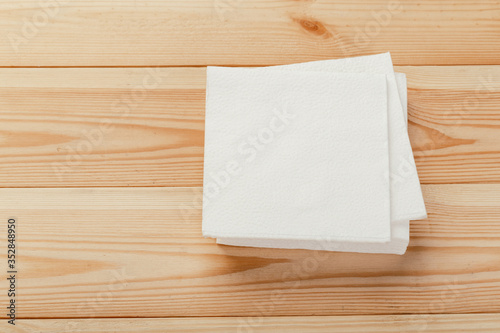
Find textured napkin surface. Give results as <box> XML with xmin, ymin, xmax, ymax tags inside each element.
<box><xmin>203</xmin><ymin>68</ymin><xmax>391</xmax><ymax>242</ymax></box>
<box><xmin>217</xmin><ymin>73</ymin><xmax>411</xmax><ymax>254</ymax></box>
<box><xmin>216</xmin><ymin>219</ymin><xmax>409</xmax><ymax>255</ymax></box>
<box><xmin>260</xmin><ymin>53</ymin><xmax>426</xmax><ymax>222</ymax></box>
<box><xmin>395</xmin><ymin>72</ymin><xmax>408</xmax><ymax>125</ymax></box>
<box><xmin>205</xmin><ymin>53</ymin><xmax>425</xmax><ymax>255</ymax></box>
<box><xmin>215</xmin><ymin>54</ymin><xmax>419</xmax><ymax>254</ymax></box>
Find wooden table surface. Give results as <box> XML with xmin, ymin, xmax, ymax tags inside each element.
<box><xmin>1</xmin><ymin>0</ymin><xmax>500</xmax><ymax>332</ymax></box>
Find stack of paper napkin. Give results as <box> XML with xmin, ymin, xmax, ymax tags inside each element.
<box><xmin>202</xmin><ymin>53</ymin><xmax>426</xmax><ymax>255</ymax></box>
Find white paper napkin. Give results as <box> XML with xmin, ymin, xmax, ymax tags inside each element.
<box><xmin>215</xmin><ymin>55</ymin><xmax>421</xmax><ymax>254</ymax></box>
<box><xmin>204</xmin><ymin>53</ymin><xmax>425</xmax><ymax>255</ymax></box>
<box><xmin>217</xmin><ymin>73</ymin><xmax>411</xmax><ymax>254</ymax></box>
<box><xmin>395</xmin><ymin>72</ymin><xmax>408</xmax><ymax>125</ymax></box>
<box><xmin>203</xmin><ymin>68</ymin><xmax>391</xmax><ymax>242</ymax></box>
<box><xmin>216</xmin><ymin>219</ymin><xmax>409</xmax><ymax>255</ymax></box>
<box><xmin>260</xmin><ymin>53</ymin><xmax>425</xmax><ymax>222</ymax></box>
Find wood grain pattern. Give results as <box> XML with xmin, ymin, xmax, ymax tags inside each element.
<box><xmin>405</xmin><ymin>66</ymin><xmax>500</xmax><ymax>184</ymax></box>
<box><xmin>1</xmin><ymin>185</ymin><xmax>499</xmax><ymax>318</ymax></box>
<box><xmin>0</xmin><ymin>0</ymin><xmax>499</xmax><ymax>67</ymax></box>
<box><xmin>1</xmin><ymin>0</ymin><xmax>499</xmax><ymax>329</ymax></box>
<box><xmin>1</xmin><ymin>66</ymin><xmax>499</xmax><ymax>187</ymax></box>
<box><xmin>5</xmin><ymin>314</ymin><xmax>500</xmax><ymax>332</ymax></box>
<box><xmin>0</xmin><ymin>68</ymin><xmax>206</xmax><ymax>187</ymax></box>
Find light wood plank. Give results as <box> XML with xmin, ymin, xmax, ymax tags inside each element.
<box><xmin>404</xmin><ymin>66</ymin><xmax>500</xmax><ymax>184</ymax></box>
<box><xmin>4</xmin><ymin>314</ymin><xmax>500</xmax><ymax>332</ymax></box>
<box><xmin>0</xmin><ymin>67</ymin><xmax>206</xmax><ymax>187</ymax></box>
<box><xmin>0</xmin><ymin>185</ymin><xmax>499</xmax><ymax>318</ymax></box>
<box><xmin>1</xmin><ymin>66</ymin><xmax>500</xmax><ymax>186</ymax></box>
<box><xmin>0</xmin><ymin>1</ymin><xmax>499</xmax><ymax>66</ymax></box>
